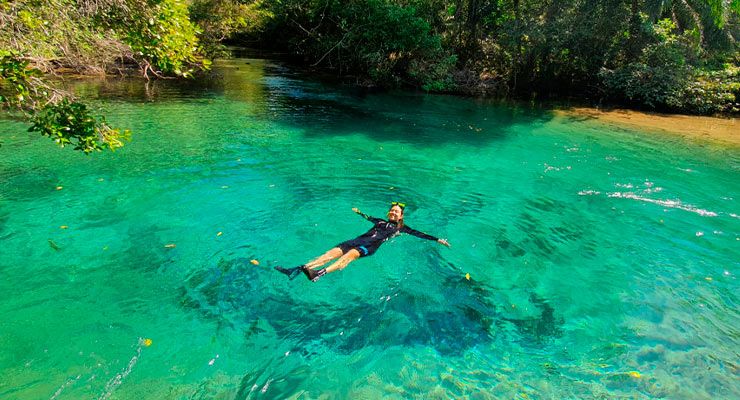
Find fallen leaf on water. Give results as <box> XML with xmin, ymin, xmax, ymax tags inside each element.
<box><xmin>216</xmin><ymin>231</ymin><xmax>223</xmax><ymax>236</ymax></box>
<box><xmin>628</xmin><ymin>371</ymin><xmax>641</xmax><ymax>379</ymax></box>
<box><xmin>55</xmin><ymin>186</ymin><xmax>63</xmax><ymax>190</ymax></box>
<box><xmin>60</xmin><ymin>225</ymin><xmax>68</xmax><ymax>229</ymax></box>
<box><xmin>143</xmin><ymin>338</ymin><xmax>153</xmax><ymax>347</ymax></box>
<box><xmin>164</xmin><ymin>243</ymin><xmax>176</xmax><ymax>248</ymax></box>
<box><xmin>465</xmin><ymin>273</ymin><xmax>470</xmax><ymax>280</ymax></box>
<box><xmin>48</xmin><ymin>239</ymin><xmax>61</xmax><ymax>251</ymax></box>
<box><xmin>250</xmin><ymin>259</ymin><xmax>259</xmax><ymax>265</ymax></box>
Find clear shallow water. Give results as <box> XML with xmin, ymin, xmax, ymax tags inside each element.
<box><xmin>0</xmin><ymin>58</ymin><xmax>738</xmax><ymax>399</ymax></box>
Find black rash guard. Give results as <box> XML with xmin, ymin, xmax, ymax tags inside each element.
<box><xmin>336</xmin><ymin>211</ymin><xmax>440</xmax><ymax>257</ymax></box>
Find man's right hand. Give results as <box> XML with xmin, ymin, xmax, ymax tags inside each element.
<box><xmin>352</xmin><ymin>207</ymin><xmax>360</xmax><ymax>213</ymax></box>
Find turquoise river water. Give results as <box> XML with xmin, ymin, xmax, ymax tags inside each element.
<box><xmin>0</xmin><ymin>58</ymin><xmax>738</xmax><ymax>399</ymax></box>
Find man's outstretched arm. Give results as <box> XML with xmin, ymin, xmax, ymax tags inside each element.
<box><xmin>352</xmin><ymin>207</ymin><xmax>383</xmax><ymax>223</ymax></box>
<box><xmin>401</xmin><ymin>226</ymin><xmax>450</xmax><ymax>247</ymax></box>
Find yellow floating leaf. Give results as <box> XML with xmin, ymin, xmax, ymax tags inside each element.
<box><xmin>628</xmin><ymin>371</ymin><xmax>641</xmax><ymax>379</ymax></box>
<box><xmin>55</xmin><ymin>186</ymin><xmax>63</xmax><ymax>190</ymax></box>
<box><xmin>164</xmin><ymin>243</ymin><xmax>176</xmax><ymax>248</ymax></box>
<box><xmin>216</xmin><ymin>231</ymin><xmax>223</xmax><ymax>236</ymax></box>
<box><xmin>705</xmin><ymin>277</ymin><xmax>713</xmax><ymax>282</ymax></box>
<box><xmin>465</xmin><ymin>273</ymin><xmax>470</xmax><ymax>280</ymax></box>
<box><xmin>143</xmin><ymin>338</ymin><xmax>153</xmax><ymax>347</ymax></box>
<box><xmin>250</xmin><ymin>259</ymin><xmax>259</xmax><ymax>265</ymax></box>
<box><xmin>60</xmin><ymin>225</ymin><xmax>68</xmax><ymax>229</ymax></box>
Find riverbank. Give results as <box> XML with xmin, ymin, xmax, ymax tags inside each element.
<box><xmin>555</xmin><ymin>107</ymin><xmax>739</xmax><ymax>147</ymax></box>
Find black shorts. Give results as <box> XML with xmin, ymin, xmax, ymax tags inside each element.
<box><xmin>336</xmin><ymin>239</ymin><xmax>380</xmax><ymax>257</ymax></box>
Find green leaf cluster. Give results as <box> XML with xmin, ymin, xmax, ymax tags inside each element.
<box><xmin>0</xmin><ymin>51</ymin><xmax>41</xmax><ymax>110</ymax></box>
<box><xmin>30</xmin><ymin>99</ymin><xmax>130</xmax><ymax>153</ymax></box>
<box><xmin>1</xmin><ymin>51</ymin><xmax>128</xmax><ymax>153</ymax></box>
<box><xmin>102</xmin><ymin>0</ymin><xmax>210</xmax><ymax>77</ymax></box>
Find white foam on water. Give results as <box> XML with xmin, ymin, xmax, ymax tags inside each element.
<box><xmin>97</xmin><ymin>342</ymin><xmax>142</xmax><ymax>400</ymax></box>
<box><xmin>606</xmin><ymin>192</ymin><xmax>718</xmax><ymax>217</ymax></box>
<box><xmin>261</xmin><ymin>379</ymin><xmax>272</xmax><ymax>394</ymax></box>
<box><xmin>50</xmin><ymin>375</ymin><xmax>81</xmax><ymax>400</ymax></box>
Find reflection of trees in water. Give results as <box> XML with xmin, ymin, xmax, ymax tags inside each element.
<box><xmin>178</xmin><ymin>256</ymin><xmax>566</xmax><ymax>357</ymax></box>
<box><xmin>66</xmin><ymin>58</ymin><xmax>271</xmax><ymax>110</ymax></box>
<box><xmin>265</xmin><ymin>78</ymin><xmax>556</xmax><ymax>146</ymax></box>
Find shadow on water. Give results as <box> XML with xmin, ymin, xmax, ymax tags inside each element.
<box><xmin>0</xmin><ymin>166</ymin><xmax>61</xmax><ymax>203</ymax></box>
<box><xmin>178</xmin><ymin>256</ymin><xmax>565</xmax><ymax>358</ymax></box>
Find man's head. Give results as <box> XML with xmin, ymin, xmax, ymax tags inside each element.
<box><xmin>387</xmin><ymin>201</ymin><xmax>405</xmax><ymax>223</ymax></box>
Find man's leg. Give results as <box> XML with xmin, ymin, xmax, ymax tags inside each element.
<box><xmin>275</xmin><ymin>247</ymin><xmax>344</xmax><ymax>279</ymax></box>
<box><xmin>304</xmin><ymin>247</ymin><xmax>344</xmax><ymax>269</ymax></box>
<box><xmin>324</xmin><ymin>249</ymin><xmax>361</xmax><ymax>273</ymax></box>
<box><xmin>302</xmin><ymin>249</ymin><xmax>361</xmax><ymax>281</ymax></box>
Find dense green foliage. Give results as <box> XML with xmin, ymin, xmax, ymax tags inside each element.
<box><xmin>0</xmin><ymin>0</ymin><xmax>206</xmax><ymax>151</ymax></box>
<box><xmin>250</xmin><ymin>0</ymin><xmax>739</xmax><ymax>114</ymax></box>
<box><xmin>0</xmin><ymin>0</ymin><xmax>208</xmax><ymax>75</ymax></box>
<box><xmin>190</xmin><ymin>0</ymin><xmax>273</xmax><ymax>56</ymax></box>
<box><xmin>257</xmin><ymin>0</ymin><xmax>456</xmax><ymax>90</ymax></box>
<box><xmin>104</xmin><ymin>0</ymin><xmax>210</xmax><ymax>78</ymax></box>
<box><xmin>1</xmin><ymin>0</ymin><xmax>738</xmax><ymax>153</ymax></box>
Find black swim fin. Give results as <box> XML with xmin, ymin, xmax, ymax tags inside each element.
<box><xmin>302</xmin><ymin>266</ymin><xmax>326</xmax><ymax>282</ymax></box>
<box><xmin>274</xmin><ymin>265</ymin><xmax>303</xmax><ymax>280</ymax></box>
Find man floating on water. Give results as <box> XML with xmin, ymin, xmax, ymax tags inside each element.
<box><xmin>275</xmin><ymin>202</ymin><xmax>450</xmax><ymax>282</ymax></box>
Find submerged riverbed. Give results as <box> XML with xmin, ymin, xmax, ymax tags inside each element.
<box><xmin>0</xmin><ymin>58</ymin><xmax>738</xmax><ymax>399</ymax></box>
